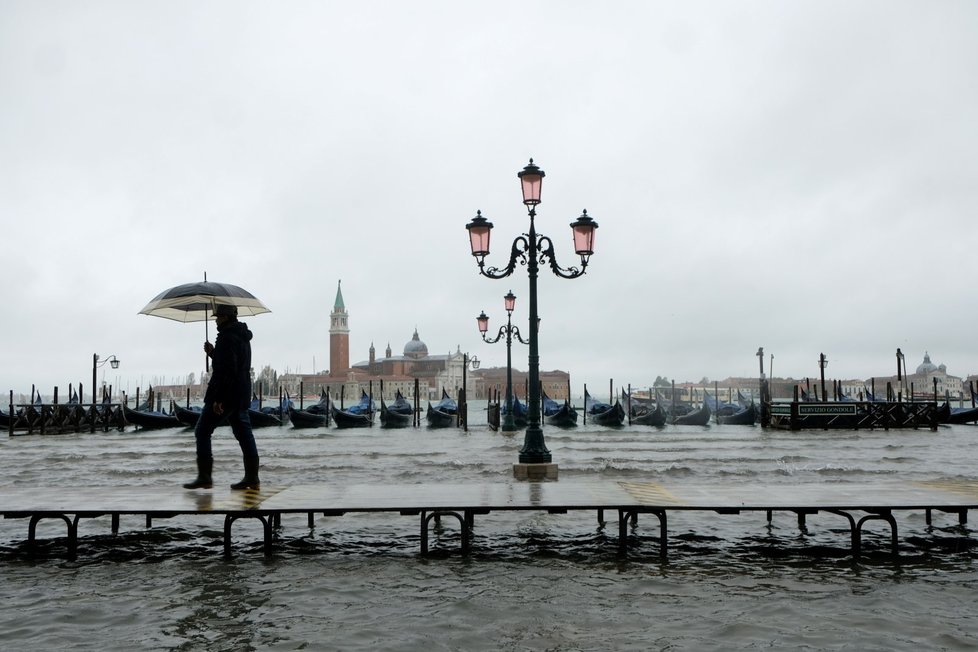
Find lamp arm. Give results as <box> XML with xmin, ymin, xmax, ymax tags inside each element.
<box><xmin>477</xmin><ymin>236</ymin><xmax>530</xmax><ymax>280</ymax></box>
<box><xmin>481</xmin><ymin>327</ymin><xmax>507</xmax><ymax>345</ymax></box>
<box><xmin>537</xmin><ymin>235</ymin><xmax>589</xmax><ymax>279</ymax></box>
<box><xmin>510</xmin><ymin>325</ymin><xmax>530</xmax><ymax>345</ymax></box>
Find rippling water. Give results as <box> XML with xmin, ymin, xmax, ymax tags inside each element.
<box><xmin>2</xmin><ymin>404</ymin><xmax>977</xmax><ymax>650</ymax></box>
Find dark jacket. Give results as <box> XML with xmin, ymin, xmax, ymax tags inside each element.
<box><xmin>204</xmin><ymin>320</ymin><xmax>253</xmax><ymax>410</ymax></box>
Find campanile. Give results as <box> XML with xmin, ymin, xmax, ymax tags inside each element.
<box><xmin>329</xmin><ymin>280</ymin><xmax>350</xmax><ymax>375</ymax></box>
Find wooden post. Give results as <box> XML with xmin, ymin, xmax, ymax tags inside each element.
<box><xmin>583</xmin><ymin>383</ymin><xmax>588</xmax><ymax>425</ymax></box>
<box><xmin>626</xmin><ymin>383</ymin><xmax>632</xmax><ymax>425</ymax></box>
<box><xmin>414</xmin><ymin>378</ymin><xmax>420</xmax><ymax>427</ymax></box>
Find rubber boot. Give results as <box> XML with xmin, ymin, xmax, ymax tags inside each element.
<box><xmin>183</xmin><ymin>457</ymin><xmax>213</xmax><ymax>489</ymax></box>
<box><xmin>230</xmin><ymin>456</ymin><xmax>260</xmax><ymax>490</ymax></box>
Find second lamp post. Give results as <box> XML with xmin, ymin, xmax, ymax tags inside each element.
<box><xmin>478</xmin><ymin>290</ymin><xmax>528</xmax><ymax>432</ymax></box>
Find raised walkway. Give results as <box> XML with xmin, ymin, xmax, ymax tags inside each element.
<box><xmin>3</xmin><ymin>479</ymin><xmax>976</xmax><ymax>560</ymax></box>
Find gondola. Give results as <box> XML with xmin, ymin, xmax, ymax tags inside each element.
<box><xmin>331</xmin><ymin>390</ymin><xmax>374</xmax><ymax>428</ymax></box>
<box><xmin>123</xmin><ymin>404</ymin><xmax>182</xmax><ymax>430</ymax></box>
<box><xmin>704</xmin><ymin>390</ymin><xmax>756</xmax><ymax>426</ymax></box>
<box><xmin>501</xmin><ymin>395</ymin><xmax>528</xmax><ymax>428</ymax></box>
<box><xmin>248</xmin><ymin>395</ymin><xmax>288</xmax><ymax>428</ymax></box>
<box><xmin>0</xmin><ymin>406</ymin><xmax>12</xmax><ymax>428</ymax></box>
<box><xmin>939</xmin><ymin>402</ymin><xmax>978</xmax><ymax>425</ymax></box>
<box><xmin>426</xmin><ymin>389</ymin><xmax>457</xmax><ymax>428</ymax></box>
<box><xmin>717</xmin><ymin>402</ymin><xmax>757</xmax><ymax>426</ymax></box>
<box><xmin>380</xmin><ymin>390</ymin><xmax>414</xmax><ymax>428</ymax></box>
<box><xmin>174</xmin><ymin>404</ymin><xmax>203</xmax><ymax>427</ymax></box>
<box><xmin>289</xmin><ymin>390</ymin><xmax>330</xmax><ymax>428</ymax></box>
<box><xmin>631</xmin><ymin>403</ymin><xmax>667</xmax><ymax>427</ymax></box>
<box><xmin>584</xmin><ymin>389</ymin><xmax>625</xmax><ymax>427</ymax></box>
<box><xmin>621</xmin><ymin>389</ymin><xmax>664</xmax><ymax>427</ymax></box>
<box><xmin>542</xmin><ymin>389</ymin><xmax>577</xmax><ymax>427</ymax></box>
<box><xmin>672</xmin><ymin>401</ymin><xmax>712</xmax><ymax>426</ymax></box>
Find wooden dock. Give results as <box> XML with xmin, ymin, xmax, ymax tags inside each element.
<box><xmin>4</xmin><ymin>402</ymin><xmax>126</xmax><ymax>435</ymax></box>
<box><xmin>3</xmin><ymin>479</ymin><xmax>976</xmax><ymax>560</ymax></box>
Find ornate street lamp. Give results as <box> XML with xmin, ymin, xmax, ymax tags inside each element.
<box><xmin>466</xmin><ymin>159</ymin><xmax>598</xmax><ymax>471</ymax></box>
<box><xmin>92</xmin><ymin>353</ymin><xmax>120</xmax><ymax>403</ymax></box>
<box><xmin>92</xmin><ymin>353</ymin><xmax>120</xmax><ymax>433</ymax></box>
<box><xmin>461</xmin><ymin>353</ymin><xmax>480</xmax><ymax>432</ymax></box>
<box><xmin>478</xmin><ymin>291</ymin><xmax>529</xmax><ymax>432</ymax></box>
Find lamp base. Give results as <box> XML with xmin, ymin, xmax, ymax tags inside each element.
<box><xmin>513</xmin><ymin>463</ymin><xmax>558</xmax><ymax>481</ymax></box>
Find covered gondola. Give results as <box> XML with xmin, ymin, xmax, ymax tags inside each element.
<box><xmin>938</xmin><ymin>402</ymin><xmax>978</xmax><ymax>425</ymax></box>
<box><xmin>501</xmin><ymin>395</ymin><xmax>528</xmax><ymax>428</ymax></box>
<box><xmin>331</xmin><ymin>390</ymin><xmax>374</xmax><ymax>428</ymax></box>
<box><xmin>717</xmin><ymin>402</ymin><xmax>757</xmax><ymax>426</ymax></box>
<box><xmin>621</xmin><ymin>389</ymin><xmax>665</xmax><ymax>427</ymax></box>
<box><xmin>542</xmin><ymin>389</ymin><xmax>577</xmax><ymax>427</ymax></box>
<box><xmin>426</xmin><ymin>389</ymin><xmax>457</xmax><ymax>428</ymax></box>
<box><xmin>673</xmin><ymin>401</ymin><xmax>712</xmax><ymax>426</ymax></box>
<box><xmin>631</xmin><ymin>403</ymin><xmax>667</xmax><ymax>427</ymax></box>
<box><xmin>289</xmin><ymin>390</ymin><xmax>330</xmax><ymax>429</ymax></box>
<box><xmin>380</xmin><ymin>390</ymin><xmax>414</xmax><ymax>428</ymax></box>
<box><xmin>584</xmin><ymin>389</ymin><xmax>625</xmax><ymax>427</ymax></box>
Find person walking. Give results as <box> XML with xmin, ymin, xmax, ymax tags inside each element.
<box><xmin>183</xmin><ymin>303</ymin><xmax>260</xmax><ymax>490</ymax></box>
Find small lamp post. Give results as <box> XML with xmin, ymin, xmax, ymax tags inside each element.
<box><xmin>466</xmin><ymin>159</ymin><xmax>598</xmax><ymax>477</ymax></box>
<box><xmin>461</xmin><ymin>353</ymin><xmax>480</xmax><ymax>431</ymax></box>
<box><xmin>896</xmin><ymin>348</ymin><xmax>906</xmax><ymax>402</ymax></box>
<box><xmin>92</xmin><ymin>353</ymin><xmax>120</xmax><ymax>403</ymax></box>
<box><xmin>818</xmin><ymin>353</ymin><xmax>828</xmax><ymax>403</ymax></box>
<box><xmin>92</xmin><ymin>353</ymin><xmax>120</xmax><ymax>433</ymax></box>
<box><xmin>478</xmin><ymin>291</ymin><xmax>529</xmax><ymax>432</ymax></box>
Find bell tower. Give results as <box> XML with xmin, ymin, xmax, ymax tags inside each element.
<box><xmin>329</xmin><ymin>280</ymin><xmax>350</xmax><ymax>375</ymax></box>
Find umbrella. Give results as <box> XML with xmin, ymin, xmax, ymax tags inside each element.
<box><xmin>138</xmin><ymin>281</ymin><xmax>271</xmax><ymax>322</ymax></box>
<box><xmin>139</xmin><ymin>276</ymin><xmax>270</xmax><ymax>371</ymax></box>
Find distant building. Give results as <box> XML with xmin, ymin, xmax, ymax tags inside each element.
<box><xmin>256</xmin><ymin>281</ymin><xmax>573</xmax><ymax>403</ymax></box>
<box><xmin>900</xmin><ymin>351</ymin><xmax>962</xmax><ymax>399</ymax></box>
<box><xmin>475</xmin><ymin>367</ymin><xmax>571</xmax><ymax>401</ymax></box>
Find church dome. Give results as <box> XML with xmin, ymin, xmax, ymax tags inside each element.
<box><xmin>403</xmin><ymin>329</ymin><xmax>428</xmax><ymax>359</ymax></box>
<box><xmin>916</xmin><ymin>352</ymin><xmax>938</xmax><ymax>375</ymax></box>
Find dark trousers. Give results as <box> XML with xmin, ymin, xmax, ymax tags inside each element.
<box><xmin>194</xmin><ymin>403</ymin><xmax>258</xmax><ymax>460</ymax></box>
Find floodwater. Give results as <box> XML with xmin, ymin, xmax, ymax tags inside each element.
<box><xmin>2</xmin><ymin>403</ymin><xmax>977</xmax><ymax>651</ymax></box>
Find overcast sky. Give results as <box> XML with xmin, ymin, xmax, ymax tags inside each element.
<box><xmin>2</xmin><ymin>1</ymin><xmax>977</xmax><ymax>398</ymax></box>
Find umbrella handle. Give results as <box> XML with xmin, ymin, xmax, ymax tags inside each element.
<box><xmin>205</xmin><ymin>309</ymin><xmax>210</xmax><ymax>373</ymax></box>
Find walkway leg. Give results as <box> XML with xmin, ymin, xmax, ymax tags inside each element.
<box><xmin>224</xmin><ymin>514</ymin><xmax>272</xmax><ymax>557</ymax></box>
<box><xmin>28</xmin><ymin>514</ymin><xmax>76</xmax><ymax>559</ymax></box>
<box><xmin>856</xmin><ymin>512</ymin><xmax>898</xmax><ymax>556</ymax></box>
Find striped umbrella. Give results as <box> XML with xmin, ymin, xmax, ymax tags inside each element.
<box><xmin>138</xmin><ymin>281</ymin><xmax>270</xmax><ymax>322</ymax></box>
<box><xmin>139</xmin><ymin>277</ymin><xmax>270</xmax><ymax>372</ymax></box>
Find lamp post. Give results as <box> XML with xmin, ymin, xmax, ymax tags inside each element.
<box><xmin>92</xmin><ymin>353</ymin><xmax>120</xmax><ymax>403</ymax></box>
<box><xmin>478</xmin><ymin>291</ymin><xmax>529</xmax><ymax>432</ymax></box>
<box><xmin>896</xmin><ymin>348</ymin><xmax>906</xmax><ymax>402</ymax></box>
<box><xmin>818</xmin><ymin>353</ymin><xmax>828</xmax><ymax>402</ymax></box>
<box><xmin>461</xmin><ymin>353</ymin><xmax>480</xmax><ymax>431</ymax></box>
<box><xmin>92</xmin><ymin>353</ymin><xmax>120</xmax><ymax>433</ymax></box>
<box><xmin>466</xmin><ymin>159</ymin><xmax>598</xmax><ymax>474</ymax></box>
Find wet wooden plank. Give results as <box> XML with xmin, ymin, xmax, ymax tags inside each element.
<box><xmin>2</xmin><ymin>480</ymin><xmax>976</xmax><ymax>516</ymax></box>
